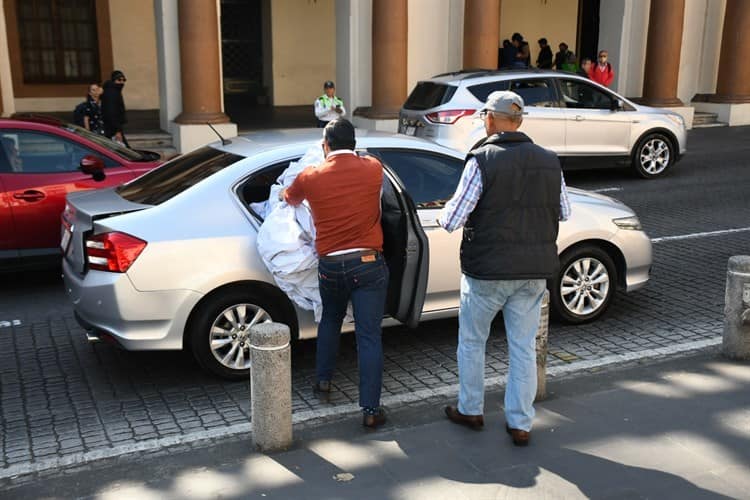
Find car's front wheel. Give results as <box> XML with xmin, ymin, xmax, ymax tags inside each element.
<box><xmin>187</xmin><ymin>286</ymin><xmax>288</xmax><ymax>380</ymax></box>
<box><xmin>631</xmin><ymin>133</ymin><xmax>674</xmax><ymax>178</ymax></box>
<box><xmin>550</xmin><ymin>245</ymin><xmax>616</xmax><ymax>324</ymax></box>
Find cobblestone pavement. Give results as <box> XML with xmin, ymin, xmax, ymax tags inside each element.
<box><xmin>1</xmin><ymin>126</ymin><xmax>749</xmax><ymax>475</ymax></box>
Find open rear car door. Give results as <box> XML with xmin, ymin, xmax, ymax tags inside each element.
<box><xmin>379</xmin><ymin>161</ymin><xmax>430</xmax><ymax>328</ymax></box>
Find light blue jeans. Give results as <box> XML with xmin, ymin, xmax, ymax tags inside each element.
<box><xmin>457</xmin><ymin>274</ymin><xmax>546</xmax><ymax>432</ymax></box>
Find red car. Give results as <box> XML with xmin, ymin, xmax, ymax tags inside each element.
<box><xmin>0</xmin><ymin>116</ymin><xmax>162</xmax><ymax>270</ymax></box>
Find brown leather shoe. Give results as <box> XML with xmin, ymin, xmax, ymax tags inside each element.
<box><xmin>505</xmin><ymin>423</ymin><xmax>530</xmax><ymax>446</ymax></box>
<box><xmin>444</xmin><ymin>406</ymin><xmax>484</xmax><ymax>430</ymax></box>
<box><xmin>363</xmin><ymin>408</ymin><xmax>387</xmax><ymax>429</ymax></box>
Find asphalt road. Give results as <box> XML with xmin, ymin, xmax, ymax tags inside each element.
<box><xmin>1</xmin><ymin>125</ymin><xmax>749</xmax><ymax>480</ymax></box>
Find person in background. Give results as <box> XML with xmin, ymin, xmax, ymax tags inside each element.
<box><xmin>554</xmin><ymin>43</ymin><xmax>573</xmax><ymax>70</ymax></box>
<box><xmin>499</xmin><ymin>39</ymin><xmax>517</xmax><ymax>69</ymax></box>
<box><xmin>511</xmin><ymin>33</ymin><xmax>531</xmax><ymax>68</ymax></box>
<box><xmin>590</xmin><ymin>50</ymin><xmax>615</xmax><ymax>87</ymax></box>
<box><xmin>282</xmin><ymin>119</ymin><xmax>389</xmax><ymax>429</ymax></box>
<box><xmin>101</xmin><ymin>70</ymin><xmax>129</xmax><ymax>146</ymax></box>
<box><xmin>1</xmin><ymin>137</ymin><xmax>22</xmax><ymax>172</ymax></box>
<box><xmin>314</xmin><ymin>81</ymin><xmax>345</xmax><ymax>128</ymax></box>
<box><xmin>438</xmin><ymin>91</ymin><xmax>571</xmax><ymax>447</ymax></box>
<box><xmin>577</xmin><ymin>58</ymin><xmax>593</xmax><ymax>79</ymax></box>
<box><xmin>536</xmin><ymin>38</ymin><xmax>553</xmax><ymax>69</ymax></box>
<box><xmin>83</xmin><ymin>83</ymin><xmax>105</xmax><ymax>135</ymax></box>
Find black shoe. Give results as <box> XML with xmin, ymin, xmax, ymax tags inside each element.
<box><xmin>363</xmin><ymin>408</ymin><xmax>387</xmax><ymax>429</ymax></box>
<box><xmin>312</xmin><ymin>380</ymin><xmax>331</xmax><ymax>401</ymax></box>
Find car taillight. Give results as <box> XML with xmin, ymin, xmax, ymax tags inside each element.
<box><xmin>425</xmin><ymin>109</ymin><xmax>476</xmax><ymax>124</ymax></box>
<box><xmin>86</xmin><ymin>232</ymin><xmax>147</xmax><ymax>273</ymax></box>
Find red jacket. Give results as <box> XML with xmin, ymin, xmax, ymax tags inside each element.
<box><xmin>589</xmin><ymin>63</ymin><xmax>615</xmax><ymax>87</ymax></box>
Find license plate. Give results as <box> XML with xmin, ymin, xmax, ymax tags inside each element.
<box><xmin>405</xmin><ymin>126</ymin><xmax>416</xmax><ymax>136</ymax></box>
<box><xmin>60</xmin><ymin>222</ymin><xmax>73</xmax><ymax>253</ymax></box>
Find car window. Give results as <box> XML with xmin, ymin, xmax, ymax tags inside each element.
<box><xmin>117</xmin><ymin>146</ymin><xmax>244</xmax><ymax>205</ymax></box>
<box><xmin>62</xmin><ymin>124</ymin><xmax>144</xmax><ymax>161</ymax></box>
<box><xmin>369</xmin><ymin>149</ymin><xmax>463</xmax><ymax>209</ymax></box>
<box><xmin>0</xmin><ymin>130</ymin><xmax>114</xmax><ymax>173</ymax></box>
<box><xmin>467</xmin><ymin>80</ymin><xmax>510</xmax><ymax>102</ymax></box>
<box><xmin>403</xmin><ymin>82</ymin><xmax>458</xmax><ymax>110</ymax></box>
<box><xmin>239</xmin><ymin>158</ymin><xmax>300</xmax><ymax>206</ymax></box>
<box><xmin>509</xmin><ymin>79</ymin><xmax>558</xmax><ymax>107</ymax></box>
<box><xmin>558</xmin><ymin>79</ymin><xmax>614</xmax><ymax>110</ymax></box>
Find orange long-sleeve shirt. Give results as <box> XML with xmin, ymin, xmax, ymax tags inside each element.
<box><xmin>284</xmin><ymin>151</ymin><xmax>383</xmax><ymax>257</ymax></box>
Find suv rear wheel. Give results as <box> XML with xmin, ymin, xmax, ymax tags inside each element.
<box><xmin>631</xmin><ymin>132</ymin><xmax>674</xmax><ymax>178</ymax></box>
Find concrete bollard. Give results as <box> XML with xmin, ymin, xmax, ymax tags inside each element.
<box><xmin>723</xmin><ymin>256</ymin><xmax>750</xmax><ymax>360</ymax></box>
<box><xmin>535</xmin><ymin>290</ymin><xmax>550</xmax><ymax>401</ymax></box>
<box><xmin>250</xmin><ymin>322</ymin><xmax>292</xmax><ymax>452</ymax></box>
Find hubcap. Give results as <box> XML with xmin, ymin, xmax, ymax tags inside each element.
<box><xmin>639</xmin><ymin>138</ymin><xmax>670</xmax><ymax>175</ymax></box>
<box><xmin>560</xmin><ymin>257</ymin><xmax>610</xmax><ymax>317</ymax></box>
<box><xmin>209</xmin><ymin>304</ymin><xmax>272</xmax><ymax>371</ymax></box>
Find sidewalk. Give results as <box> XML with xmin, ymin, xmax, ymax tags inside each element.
<box><xmin>4</xmin><ymin>349</ymin><xmax>749</xmax><ymax>499</ymax></box>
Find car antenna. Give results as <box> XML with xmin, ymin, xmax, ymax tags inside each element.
<box><xmin>207</xmin><ymin>122</ymin><xmax>231</xmax><ymax>145</ymax></box>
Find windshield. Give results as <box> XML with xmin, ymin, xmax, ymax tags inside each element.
<box><xmin>61</xmin><ymin>124</ymin><xmax>145</xmax><ymax>161</ymax></box>
<box><xmin>116</xmin><ymin>146</ymin><xmax>244</xmax><ymax>205</ymax></box>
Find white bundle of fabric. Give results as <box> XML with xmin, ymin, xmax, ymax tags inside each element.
<box><xmin>256</xmin><ymin>146</ymin><xmax>326</xmax><ymax>321</ymax></box>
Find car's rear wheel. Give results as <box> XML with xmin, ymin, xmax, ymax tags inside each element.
<box><xmin>550</xmin><ymin>245</ymin><xmax>616</xmax><ymax>324</ymax></box>
<box><xmin>631</xmin><ymin>133</ymin><xmax>674</xmax><ymax>178</ymax></box>
<box><xmin>188</xmin><ymin>287</ymin><xmax>288</xmax><ymax>380</ymax></box>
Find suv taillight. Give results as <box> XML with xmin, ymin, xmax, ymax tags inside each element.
<box><xmin>425</xmin><ymin>109</ymin><xmax>476</xmax><ymax>124</ymax></box>
<box><xmin>86</xmin><ymin>232</ymin><xmax>147</xmax><ymax>273</ymax></box>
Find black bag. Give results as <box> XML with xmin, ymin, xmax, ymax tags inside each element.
<box><xmin>73</xmin><ymin>101</ymin><xmax>87</xmax><ymax>127</ymax></box>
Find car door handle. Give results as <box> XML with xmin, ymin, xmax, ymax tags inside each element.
<box><xmin>574</xmin><ymin>115</ymin><xmax>585</xmax><ymax>121</ymax></box>
<box><xmin>13</xmin><ymin>190</ymin><xmax>45</xmax><ymax>202</ymax></box>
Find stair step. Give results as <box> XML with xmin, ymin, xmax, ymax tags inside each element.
<box><xmin>693</xmin><ymin>121</ymin><xmax>728</xmax><ymax>128</ymax></box>
<box><xmin>128</xmin><ymin>132</ymin><xmax>173</xmax><ymax>149</ymax></box>
<box><xmin>692</xmin><ymin>111</ymin><xmax>719</xmax><ymax>125</ymax></box>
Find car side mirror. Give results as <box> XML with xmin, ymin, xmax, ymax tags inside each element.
<box><xmin>80</xmin><ymin>155</ymin><xmax>106</xmax><ymax>182</ymax></box>
<box><xmin>611</xmin><ymin>99</ymin><xmax>624</xmax><ymax>111</ymax></box>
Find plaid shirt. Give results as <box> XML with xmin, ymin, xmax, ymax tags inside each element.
<box><xmin>438</xmin><ymin>157</ymin><xmax>572</xmax><ymax>233</ymax></box>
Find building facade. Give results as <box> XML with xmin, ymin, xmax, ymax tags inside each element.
<box><xmin>1</xmin><ymin>0</ymin><xmax>748</xmax><ymax>153</ymax></box>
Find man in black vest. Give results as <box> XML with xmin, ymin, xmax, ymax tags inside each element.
<box><xmin>437</xmin><ymin>91</ymin><xmax>571</xmax><ymax>446</ymax></box>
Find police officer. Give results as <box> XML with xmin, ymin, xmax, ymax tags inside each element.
<box><xmin>314</xmin><ymin>81</ymin><xmax>345</xmax><ymax>128</ymax></box>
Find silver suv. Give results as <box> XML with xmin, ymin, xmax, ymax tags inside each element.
<box><xmin>399</xmin><ymin>69</ymin><xmax>687</xmax><ymax>178</ymax></box>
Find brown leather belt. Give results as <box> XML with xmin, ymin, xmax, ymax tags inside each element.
<box><xmin>319</xmin><ymin>249</ymin><xmax>379</xmax><ymax>262</ymax></box>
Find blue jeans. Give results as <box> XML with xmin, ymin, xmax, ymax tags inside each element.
<box><xmin>317</xmin><ymin>253</ymin><xmax>389</xmax><ymax>408</ymax></box>
<box><xmin>457</xmin><ymin>274</ymin><xmax>546</xmax><ymax>432</ymax></box>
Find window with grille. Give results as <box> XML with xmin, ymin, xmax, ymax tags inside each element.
<box><xmin>16</xmin><ymin>0</ymin><xmax>100</xmax><ymax>84</ymax></box>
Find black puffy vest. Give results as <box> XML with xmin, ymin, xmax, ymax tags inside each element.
<box><xmin>461</xmin><ymin>132</ymin><xmax>561</xmax><ymax>280</ymax></box>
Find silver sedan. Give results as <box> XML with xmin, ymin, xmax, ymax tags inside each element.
<box><xmin>61</xmin><ymin>129</ymin><xmax>652</xmax><ymax>379</ymax></box>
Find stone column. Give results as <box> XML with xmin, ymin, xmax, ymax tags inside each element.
<box><xmin>370</xmin><ymin>0</ymin><xmax>407</xmax><ymax>117</ymax></box>
<box><xmin>174</xmin><ymin>0</ymin><xmax>229</xmax><ymax>124</ymax></box>
<box><xmin>641</xmin><ymin>0</ymin><xmax>685</xmax><ymax>107</ymax></box>
<box><xmin>710</xmin><ymin>0</ymin><xmax>750</xmax><ymax>104</ymax></box>
<box><xmin>463</xmin><ymin>0</ymin><xmax>500</xmax><ymax>70</ymax></box>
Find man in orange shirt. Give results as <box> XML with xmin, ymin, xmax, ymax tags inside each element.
<box><xmin>283</xmin><ymin>119</ymin><xmax>389</xmax><ymax>429</ymax></box>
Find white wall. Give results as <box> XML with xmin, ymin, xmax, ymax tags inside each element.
<box><xmin>271</xmin><ymin>0</ymin><xmax>336</xmax><ymax>106</ymax></box>
<box><xmin>336</xmin><ymin>0</ymin><xmax>372</xmax><ymax>112</ymax></box>
<box><xmin>108</xmin><ymin>0</ymin><xmax>160</xmax><ymax>109</ymax></box>
<box><xmin>696</xmin><ymin>0</ymin><xmax>725</xmax><ymax>96</ymax></box>
<box><xmin>154</xmin><ymin>0</ymin><xmax>182</xmax><ymax>132</ymax></box>
<box><xmin>599</xmin><ymin>0</ymin><xmax>649</xmax><ymax>97</ymax></box>
<box><xmin>0</xmin><ymin>0</ymin><xmax>16</xmax><ymax>116</ymax></box>
<box><xmin>407</xmin><ymin>0</ymin><xmax>463</xmax><ymax>91</ymax></box>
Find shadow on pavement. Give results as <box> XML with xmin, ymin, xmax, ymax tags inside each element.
<box><xmin>5</xmin><ymin>351</ymin><xmax>748</xmax><ymax>499</ymax></box>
